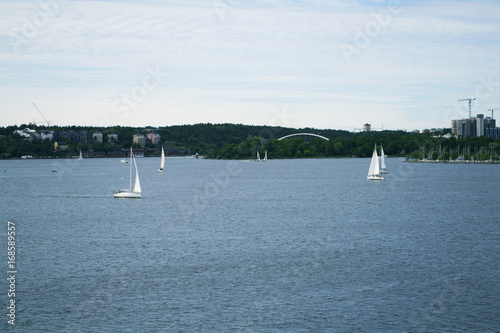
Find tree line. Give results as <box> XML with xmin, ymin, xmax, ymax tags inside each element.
<box><xmin>0</xmin><ymin>123</ymin><xmax>499</xmax><ymax>160</ymax></box>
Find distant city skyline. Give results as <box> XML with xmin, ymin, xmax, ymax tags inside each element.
<box><xmin>1</xmin><ymin>0</ymin><xmax>500</xmax><ymax>131</ymax></box>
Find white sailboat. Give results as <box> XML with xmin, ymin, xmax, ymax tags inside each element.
<box><xmin>256</xmin><ymin>151</ymin><xmax>261</xmax><ymax>162</ymax></box>
<box><xmin>76</xmin><ymin>150</ymin><xmax>83</xmax><ymax>161</ymax></box>
<box><xmin>262</xmin><ymin>150</ymin><xmax>267</xmax><ymax>162</ymax></box>
<box><xmin>367</xmin><ymin>144</ymin><xmax>383</xmax><ymax>180</ymax></box>
<box><xmin>159</xmin><ymin>147</ymin><xmax>165</xmax><ymax>172</ymax></box>
<box><xmin>379</xmin><ymin>144</ymin><xmax>388</xmax><ymax>174</ymax></box>
<box><xmin>114</xmin><ymin>147</ymin><xmax>142</xmax><ymax>198</ymax></box>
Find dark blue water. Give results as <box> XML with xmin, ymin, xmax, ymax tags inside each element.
<box><xmin>1</xmin><ymin>157</ymin><xmax>499</xmax><ymax>332</ymax></box>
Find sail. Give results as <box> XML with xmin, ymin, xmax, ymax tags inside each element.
<box><xmin>77</xmin><ymin>149</ymin><xmax>83</xmax><ymax>160</ymax></box>
<box><xmin>114</xmin><ymin>147</ymin><xmax>141</xmax><ymax>198</ymax></box>
<box><xmin>380</xmin><ymin>145</ymin><xmax>386</xmax><ymax>169</ymax></box>
<box><xmin>160</xmin><ymin>147</ymin><xmax>165</xmax><ymax>169</ymax></box>
<box><xmin>263</xmin><ymin>150</ymin><xmax>267</xmax><ymax>161</ymax></box>
<box><xmin>133</xmin><ymin>155</ymin><xmax>141</xmax><ymax>193</ymax></box>
<box><xmin>368</xmin><ymin>144</ymin><xmax>380</xmax><ymax>176</ymax></box>
<box><xmin>257</xmin><ymin>151</ymin><xmax>261</xmax><ymax>161</ymax></box>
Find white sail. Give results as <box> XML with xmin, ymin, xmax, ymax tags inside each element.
<box><xmin>159</xmin><ymin>147</ymin><xmax>165</xmax><ymax>171</ymax></box>
<box><xmin>77</xmin><ymin>150</ymin><xmax>83</xmax><ymax>161</ymax></box>
<box><xmin>114</xmin><ymin>147</ymin><xmax>142</xmax><ymax>198</ymax></box>
<box><xmin>133</xmin><ymin>154</ymin><xmax>141</xmax><ymax>193</ymax></box>
<box><xmin>367</xmin><ymin>144</ymin><xmax>382</xmax><ymax>180</ymax></box>
<box><xmin>160</xmin><ymin>147</ymin><xmax>165</xmax><ymax>168</ymax></box>
<box><xmin>257</xmin><ymin>151</ymin><xmax>261</xmax><ymax>161</ymax></box>
<box><xmin>263</xmin><ymin>150</ymin><xmax>267</xmax><ymax>161</ymax></box>
<box><xmin>380</xmin><ymin>144</ymin><xmax>388</xmax><ymax>173</ymax></box>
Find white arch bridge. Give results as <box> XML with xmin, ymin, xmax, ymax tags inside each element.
<box><xmin>277</xmin><ymin>133</ymin><xmax>330</xmax><ymax>141</ymax></box>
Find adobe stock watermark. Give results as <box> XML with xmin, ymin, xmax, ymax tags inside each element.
<box><xmin>178</xmin><ymin>161</ymin><xmax>243</xmax><ymax>223</ymax></box>
<box><xmin>442</xmin><ymin>74</ymin><xmax>500</xmax><ymax>124</ymax></box>
<box><xmin>100</xmin><ymin>65</ymin><xmax>168</xmax><ymax>127</ymax></box>
<box><xmin>9</xmin><ymin>0</ymin><xmax>70</xmax><ymax>53</ymax></box>
<box><xmin>257</xmin><ymin>105</ymin><xmax>297</xmax><ymax>142</ymax></box>
<box><xmin>213</xmin><ymin>0</ymin><xmax>243</xmax><ymax>21</ymax></box>
<box><xmin>339</xmin><ymin>0</ymin><xmax>402</xmax><ymax>64</ymax></box>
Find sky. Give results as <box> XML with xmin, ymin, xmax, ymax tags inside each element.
<box><xmin>1</xmin><ymin>0</ymin><xmax>500</xmax><ymax>131</ymax></box>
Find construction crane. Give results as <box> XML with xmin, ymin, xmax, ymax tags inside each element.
<box><xmin>487</xmin><ymin>108</ymin><xmax>499</xmax><ymax>119</ymax></box>
<box><xmin>458</xmin><ymin>98</ymin><xmax>476</xmax><ymax>119</ymax></box>
<box><xmin>32</xmin><ymin>102</ymin><xmax>53</xmax><ymax>130</ymax></box>
<box><xmin>29</xmin><ymin>119</ymin><xmax>46</xmax><ymax>130</ymax></box>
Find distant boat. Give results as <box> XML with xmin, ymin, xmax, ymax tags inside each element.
<box><xmin>367</xmin><ymin>144</ymin><xmax>383</xmax><ymax>180</ymax></box>
<box><xmin>262</xmin><ymin>150</ymin><xmax>267</xmax><ymax>162</ymax></box>
<box><xmin>76</xmin><ymin>150</ymin><xmax>83</xmax><ymax>161</ymax></box>
<box><xmin>379</xmin><ymin>144</ymin><xmax>388</xmax><ymax>174</ymax></box>
<box><xmin>121</xmin><ymin>159</ymin><xmax>128</xmax><ymax>163</ymax></box>
<box><xmin>256</xmin><ymin>151</ymin><xmax>261</xmax><ymax>162</ymax></box>
<box><xmin>114</xmin><ymin>147</ymin><xmax>142</xmax><ymax>198</ymax></box>
<box><xmin>159</xmin><ymin>147</ymin><xmax>165</xmax><ymax>172</ymax></box>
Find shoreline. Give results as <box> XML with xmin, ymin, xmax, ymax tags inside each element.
<box><xmin>404</xmin><ymin>159</ymin><xmax>500</xmax><ymax>164</ymax></box>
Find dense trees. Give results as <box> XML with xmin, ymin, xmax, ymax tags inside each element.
<box><xmin>1</xmin><ymin>124</ymin><xmax>499</xmax><ymax>161</ymax></box>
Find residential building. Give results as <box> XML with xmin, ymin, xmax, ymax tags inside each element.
<box><xmin>452</xmin><ymin>114</ymin><xmax>498</xmax><ymax>139</ymax></box>
<box><xmin>93</xmin><ymin>132</ymin><xmax>103</xmax><ymax>143</ymax></box>
<box><xmin>108</xmin><ymin>133</ymin><xmax>118</xmax><ymax>143</ymax></box>
<box><xmin>54</xmin><ymin>142</ymin><xmax>69</xmax><ymax>150</ymax></box>
<box><xmin>77</xmin><ymin>131</ymin><xmax>87</xmax><ymax>143</ymax></box>
<box><xmin>133</xmin><ymin>134</ymin><xmax>146</xmax><ymax>147</ymax></box>
<box><xmin>146</xmin><ymin>133</ymin><xmax>161</xmax><ymax>145</ymax></box>
<box><xmin>56</xmin><ymin>130</ymin><xmax>87</xmax><ymax>142</ymax></box>
<box><xmin>485</xmin><ymin>127</ymin><xmax>500</xmax><ymax>139</ymax></box>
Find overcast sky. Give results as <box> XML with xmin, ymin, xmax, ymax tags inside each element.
<box><xmin>1</xmin><ymin>0</ymin><xmax>499</xmax><ymax>131</ymax></box>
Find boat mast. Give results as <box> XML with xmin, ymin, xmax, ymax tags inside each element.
<box><xmin>129</xmin><ymin>147</ymin><xmax>133</xmax><ymax>192</ymax></box>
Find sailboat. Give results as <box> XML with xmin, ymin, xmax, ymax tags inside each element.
<box><xmin>367</xmin><ymin>144</ymin><xmax>383</xmax><ymax>180</ymax></box>
<box><xmin>76</xmin><ymin>150</ymin><xmax>83</xmax><ymax>161</ymax></box>
<box><xmin>262</xmin><ymin>150</ymin><xmax>267</xmax><ymax>162</ymax></box>
<box><xmin>114</xmin><ymin>147</ymin><xmax>142</xmax><ymax>198</ymax></box>
<box><xmin>159</xmin><ymin>147</ymin><xmax>165</xmax><ymax>172</ymax></box>
<box><xmin>379</xmin><ymin>144</ymin><xmax>388</xmax><ymax>174</ymax></box>
<box><xmin>256</xmin><ymin>151</ymin><xmax>261</xmax><ymax>162</ymax></box>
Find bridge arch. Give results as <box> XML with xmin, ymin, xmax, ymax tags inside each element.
<box><xmin>277</xmin><ymin>133</ymin><xmax>330</xmax><ymax>141</ymax></box>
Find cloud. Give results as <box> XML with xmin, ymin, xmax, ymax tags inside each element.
<box><xmin>0</xmin><ymin>0</ymin><xmax>499</xmax><ymax>130</ymax></box>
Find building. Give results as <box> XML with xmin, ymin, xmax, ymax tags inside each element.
<box><xmin>92</xmin><ymin>132</ymin><xmax>103</xmax><ymax>143</ymax></box>
<box><xmin>122</xmin><ymin>148</ymin><xmax>144</xmax><ymax>157</ymax></box>
<box><xmin>485</xmin><ymin>127</ymin><xmax>500</xmax><ymax>139</ymax></box>
<box><xmin>146</xmin><ymin>133</ymin><xmax>161</xmax><ymax>145</ymax></box>
<box><xmin>363</xmin><ymin>123</ymin><xmax>371</xmax><ymax>132</ymax></box>
<box><xmin>107</xmin><ymin>133</ymin><xmax>118</xmax><ymax>144</ymax></box>
<box><xmin>54</xmin><ymin>141</ymin><xmax>69</xmax><ymax>150</ymax></box>
<box><xmin>77</xmin><ymin>131</ymin><xmax>87</xmax><ymax>143</ymax></box>
<box><xmin>452</xmin><ymin>114</ymin><xmax>497</xmax><ymax>138</ymax></box>
<box><xmin>133</xmin><ymin>134</ymin><xmax>147</xmax><ymax>147</ymax></box>
<box><xmin>56</xmin><ymin>130</ymin><xmax>87</xmax><ymax>143</ymax></box>
<box><xmin>14</xmin><ymin>128</ymin><xmax>37</xmax><ymax>140</ymax></box>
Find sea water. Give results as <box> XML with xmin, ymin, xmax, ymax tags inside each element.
<box><xmin>0</xmin><ymin>157</ymin><xmax>499</xmax><ymax>332</ymax></box>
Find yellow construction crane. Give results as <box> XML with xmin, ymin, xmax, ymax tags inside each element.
<box><xmin>32</xmin><ymin>103</ymin><xmax>53</xmax><ymax>130</ymax></box>
<box><xmin>29</xmin><ymin>119</ymin><xmax>45</xmax><ymax>130</ymax></box>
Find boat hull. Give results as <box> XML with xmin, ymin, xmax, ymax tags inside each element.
<box><xmin>113</xmin><ymin>191</ymin><xmax>141</xmax><ymax>198</ymax></box>
<box><xmin>367</xmin><ymin>175</ymin><xmax>384</xmax><ymax>180</ymax></box>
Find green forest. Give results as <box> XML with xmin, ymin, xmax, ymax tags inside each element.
<box><xmin>1</xmin><ymin>123</ymin><xmax>499</xmax><ymax>161</ymax></box>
